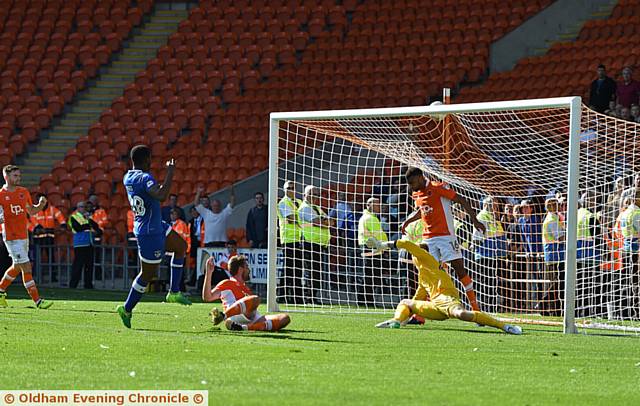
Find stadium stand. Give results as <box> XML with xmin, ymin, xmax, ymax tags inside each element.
<box><xmin>457</xmin><ymin>0</ymin><xmax>638</xmax><ymax>103</ymax></box>
<box><xmin>34</xmin><ymin>0</ymin><xmax>554</xmax><ymax>245</ymax></box>
<box><xmin>0</xmin><ymin>0</ymin><xmax>151</xmax><ymax>166</ymax></box>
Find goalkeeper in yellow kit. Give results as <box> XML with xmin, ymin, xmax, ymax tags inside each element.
<box><xmin>369</xmin><ymin>238</ymin><xmax>522</xmax><ymax>334</ymax></box>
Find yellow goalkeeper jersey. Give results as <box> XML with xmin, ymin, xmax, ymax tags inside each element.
<box><xmin>396</xmin><ymin>240</ymin><xmax>460</xmax><ymax>301</ymax></box>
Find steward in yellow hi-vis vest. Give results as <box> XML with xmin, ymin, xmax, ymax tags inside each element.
<box><xmin>576</xmin><ymin>192</ymin><xmax>601</xmax><ymax>262</ymax></box>
<box><xmin>278</xmin><ymin>192</ymin><xmax>302</xmax><ymax>245</ymax></box>
<box><xmin>297</xmin><ymin>185</ymin><xmax>332</xmax><ymax>304</ymax></box>
<box><xmin>474</xmin><ymin>197</ymin><xmax>507</xmax><ymax>259</ymax></box>
<box><xmin>542</xmin><ymin>198</ymin><xmax>565</xmax><ymax>264</ymax></box>
<box><xmin>620</xmin><ymin>198</ymin><xmax>640</xmax><ymax>252</ymax></box>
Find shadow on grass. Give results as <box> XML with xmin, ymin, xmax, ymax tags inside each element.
<box><xmin>132</xmin><ymin>324</ymin><xmax>356</xmax><ymax>343</ymax></box>
<box><xmin>190</xmin><ymin>327</ymin><xmax>358</xmax><ymax>344</ymax></box>
<box><xmin>4</xmin><ymin>287</ymin><xmax>206</xmax><ymax>304</ymax></box>
<box><xmin>134</xmin><ymin>327</ymin><xmax>215</xmax><ymax>335</ymax></box>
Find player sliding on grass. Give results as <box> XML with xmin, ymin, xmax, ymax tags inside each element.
<box><xmin>203</xmin><ymin>254</ymin><xmax>290</xmax><ymax>332</ymax></box>
<box><xmin>116</xmin><ymin>145</ymin><xmax>191</xmax><ymax>328</ymax></box>
<box><xmin>368</xmin><ymin>237</ymin><xmax>522</xmax><ymax>335</ymax></box>
<box><xmin>0</xmin><ymin>165</ymin><xmax>52</xmax><ymax>309</ymax></box>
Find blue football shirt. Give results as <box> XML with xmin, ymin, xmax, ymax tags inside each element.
<box><xmin>123</xmin><ymin>169</ymin><xmax>162</xmax><ymax>236</ymax></box>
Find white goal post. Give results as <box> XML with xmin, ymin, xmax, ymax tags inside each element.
<box><xmin>267</xmin><ymin>96</ymin><xmax>640</xmax><ymax>335</ymax></box>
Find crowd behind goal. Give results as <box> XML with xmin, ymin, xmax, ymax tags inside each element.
<box><xmin>276</xmin><ymin>167</ymin><xmax>640</xmax><ymax>321</ymax></box>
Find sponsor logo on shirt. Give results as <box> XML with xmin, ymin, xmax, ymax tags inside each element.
<box><xmin>420</xmin><ymin>205</ymin><xmax>434</xmax><ymax>216</ymax></box>
<box><xmin>10</xmin><ymin>204</ymin><xmax>23</xmax><ymax>216</ymax></box>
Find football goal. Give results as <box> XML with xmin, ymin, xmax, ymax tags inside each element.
<box><xmin>267</xmin><ymin>96</ymin><xmax>640</xmax><ymax>334</ymax></box>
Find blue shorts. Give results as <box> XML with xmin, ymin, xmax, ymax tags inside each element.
<box><xmin>136</xmin><ymin>221</ymin><xmax>172</xmax><ymax>264</ymax></box>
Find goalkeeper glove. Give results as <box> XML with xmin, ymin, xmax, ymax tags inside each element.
<box><xmin>365</xmin><ymin>237</ymin><xmax>393</xmax><ymax>252</ymax></box>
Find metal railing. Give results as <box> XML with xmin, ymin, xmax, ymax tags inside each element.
<box><xmin>32</xmin><ymin>243</ymin><xmax>172</xmax><ymax>290</ymax></box>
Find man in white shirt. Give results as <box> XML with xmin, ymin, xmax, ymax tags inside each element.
<box><xmin>194</xmin><ymin>185</ymin><xmax>236</xmax><ymax>247</ymax></box>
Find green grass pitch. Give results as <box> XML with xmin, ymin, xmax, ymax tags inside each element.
<box><xmin>1</xmin><ymin>287</ymin><xmax>639</xmax><ymax>405</ymax></box>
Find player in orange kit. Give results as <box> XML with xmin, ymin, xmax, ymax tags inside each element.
<box><xmin>203</xmin><ymin>255</ymin><xmax>290</xmax><ymax>331</ymax></box>
<box><xmin>0</xmin><ymin>165</ymin><xmax>52</xmax><ymax>309</ymax></box>
<box><xmin>402</xmin><ymin>167</ymin><xmax>486</xmax><ymax>311</ymax></box>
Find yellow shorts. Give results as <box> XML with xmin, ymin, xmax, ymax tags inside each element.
<box><xmin>412</xmin><ymin>295</ymin><xmax>462</xmax><ymax>321</ymax></box>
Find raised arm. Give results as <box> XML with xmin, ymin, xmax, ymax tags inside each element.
<box><xmin>194</xmin><ymin>184</ymin><xmax>204</xmax><ymax>207</ymax></box>
<box><xmin>400</xmin><ymin>209</ymin><xmax>421</xmax><ymax>234</ymax></box>
<box><xmin>202</xmin><ymin>257</ymin><xmax>221</xmax><ymax>302</ymax></box>
<box><xmin>27</xmin><ymin>195</ymin><xmax>47</xmax><ymax>216</ymax></box>
<box><xmin>228</xmin><ymin>184</ymin><xmax>236</xmax><ymax>208</ymax></box>
<box><xmin>453</xmin><ymin>194</ymin><xmax>486</xmax><ymax>233</ymax></box>
<box><xmin>147</xmin><ymin>158</ymin><xmax>175</xmax><ymax>202</ymax></box>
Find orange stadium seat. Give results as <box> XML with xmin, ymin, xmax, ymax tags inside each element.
<box><xmin>30</xmin><ymin>0</ymin><xmax>557</xmax><ymax>208</ymax></box>
<box><xmin>456</xmin><ymin>0</ymin><xmax>632</xmax><ymax>103</ymax></box>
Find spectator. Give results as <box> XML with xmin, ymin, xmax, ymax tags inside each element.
<box><xmin>616</xmin><ymin>67</ymin><xmax>640</xmax><ymax>108</ymax></box>
<box><xmin>188</xmin><ymin>206</ymin><xmax>203</xmax><ymax>286</ymax></box>
<box><xmin>126</xmin><ymin>209</ymin><xmax>135</xmax><ymax>243</ymax></box>
<box><xmin>502</xmin><ymin>204</ymin><xmax>522</xmax><ymax>255</ymax></box>
<box><xmin>631</xmin><ymin>104</ymin><xmax>640</xmax><ymax>121</ymax></box>
<box><xmin>170</xmin><ymin>207</ymin><xmax>190</xmax><ymax>292</ymax></box>
<box><xmin>199</xmin><ymin>238</ymin><xmax>238</xmax><ymax>302</ymax></box>
<box><xmin>554</xmin><ymin>191</ymin><xmax>568</xmax><ymax>222</ymax></box>
<box><xmin>30</xmin><ymin>193</ymin><xmax>66</xmax><ymax>282</ymax></box>
<box><xmin>215</xmin><ymin>239</ymin><xmax>238</xmax><ymax>272</ymax></box>
<box><xmin>589</xmin><ymin>64</ymin><xmax>617</xmax><ymax>113</ymax></box>
<box><xmin>620</xmin><ymin>107</ymin><xmax>632</xmax><ymax>121</ymax></box>
<box><xmin>170</xmin><ymin>208</ymin><xmax>191</xmax><ymax>255</ymax></box>
<box><xmin>297</xmin><ymin>185</ymin><xmax>332</xmax><ymax>304</ymax></box>
<box><xmin>126</xmin><ymin>209</ymin><xmax>137</xmax><ymax>270</ymax></box>
<box><xmin>505</xmin><ymin>203</ymin><xmax>527</xmax><ymax>310</ymax></box>
<box><xmin>620</xmin><ymin>191</ymin><xmax>640</xmax><ymax>318</ymax></box>
<box><xmin>621</xmin><ymin>173</ymin><xmax>640</xmax><ymax>201</ymax></box>
<box><xmin>88</xmin><ymin>195</ymin><xmax>108</xmax><ymax>281</ymax></box>
<box><xmin>277</xmin><ymin>181</ymin><xmax>303</xmax><ymax>304</ymax></box>
<box><xmin>518</xmin><ymin>198</ymin><xmax>545</xmax><ymax>312</ymax></box>
<box><xmin>604</xmin><ymin>100</ymin><xmax>617</xmax><ymax>116</ymax></box>
<box><xmin>193</xmin><ymin>185</ymin><xmax>235</xmax><ymax>247</ymax></box>
<box><xmin>576</xmin><ymin>192</ymin><xmax>602</xmax><ymax>316</ymax></box>
<box><xmin>538</xmin><ymin>197</ymin><xmax>565</xmax><ymax>316</ymax></box>
<box><xmin>161</xmin><ymin>193</ymin><xmax>185</xmax><ymax>223</ymax></box>
<box><xmin>604</xmin><ymin>177</ymin><xmax>626</xmax><ymax>235</ymax></box>
<box><xmin>68</xmin><ymin>201</ymin><xmax>102</xmax><ymax>289</ymax></box>
<box><xmin>88</xmin><ymin>194</ymin><xmax>109</xmax><ymax>241</ymax></box>
<box><xmin>203</xmin><ymin>239</ymin><xmax>239</xmax><ymax>291</ymax></box>
<box><xmin>246</xmin><ymin>192</ymin><xmax>268</xmax><ymax>248</ymax></box>
<box><xmin>357</xmin><ymin>197</ymin><xmax>389</xmax><ymax>306</ymax></box>
<box><xmin>606</xmin><ymin>196</ymin><xmax>630</xmax><ymax>319</ymax></box>
<box><xmin>199</xmin><ymin>193</ymin><xmax>211</xmax><ymax>210</ymax></box>
<box><xmin>328</xmin><ymin>192</ymin><xmax>357</xmax><ymax>247</ymax></box>
<box><xmin>473</xmin><ymin>196</ymin><xmax>507</xmax><ymax>313</ymax></box>
<box><xmin>328</xmin><ymin>191</ymin><xmax>358</xmax><ymax>294</ymax></box>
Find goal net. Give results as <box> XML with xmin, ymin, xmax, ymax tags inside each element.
<box><xmin>267</xmin><ymin>97</ymin><xmax>640</xmax><ymax>334</ymax></box>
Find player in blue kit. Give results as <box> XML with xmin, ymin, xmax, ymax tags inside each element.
<box><xmin>117</xmin><ymin>145</ymin><xmax>191</xmax><ymax>328</ymax></box>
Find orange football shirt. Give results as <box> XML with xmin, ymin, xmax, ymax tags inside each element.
<box><xmin>214</xmin><ymin>277</ymin><xmax>253</xmax><ymax>310</ymax></box>
<box><xmin>411</xmin><ymin>181</ymin><xmax>457</xmax><ymax>239</ymax></box>
<box><xmin>0</xmin><ymin>186</ymin><xmax>33</xmax><ymax>241</ymax></box>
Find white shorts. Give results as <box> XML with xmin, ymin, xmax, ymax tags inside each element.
<box><xmin>422</xmin><ymin>235</ymin><xmax>462</xmax><ymax>263</ymax></box>
<box><xmin>228</xmin><ymin>311</ymin><xmax>262</xmax><ymax>326</ymax></box>
<box><xmin>4</xmin><ymin>238</ymin><xmax>30</xmax><ymax>264</ymax></box>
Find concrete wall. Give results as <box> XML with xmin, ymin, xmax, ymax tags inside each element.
<box><xmin>490</xmin><ymin>0</ymin><xmax>616</xmax><ymax>73</ymax></box>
